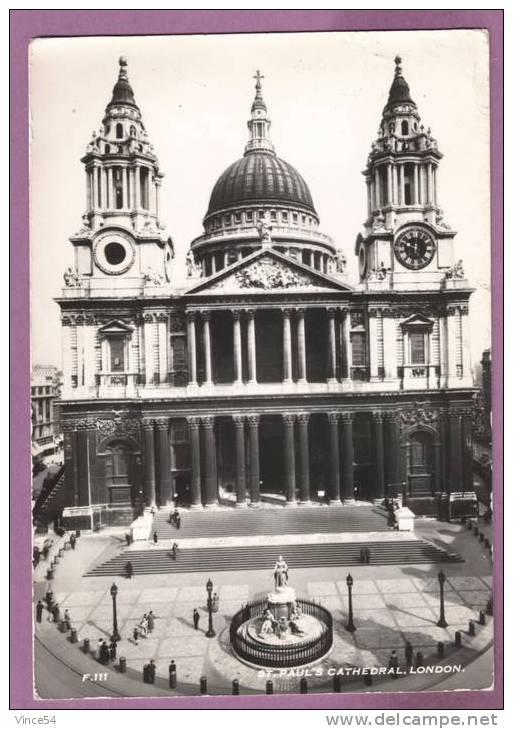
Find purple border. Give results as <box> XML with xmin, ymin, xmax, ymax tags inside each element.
<box><xmin>10</xmin><ymin>9</ymin><xmax>503</xmax><ymax>711</ymax></box>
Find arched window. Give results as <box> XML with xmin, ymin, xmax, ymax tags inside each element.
<box><xmin>116</xmin><ymin>123</ymin><xmax>123</xmax><ymax>139</ymax></box>
<box><xmin>104</xmin><ymin>144</ymin><xmax>111</xmax><ymax>154</ymax></box>
<box><xmin>129</xmin><ymin>125</ymin><xmax>136</xmax><ymax>137</ymax></box>
<box><xmin>401</xmin><ymin>120</ymin><xmax>409</xmax><ymax>135</ymax></box>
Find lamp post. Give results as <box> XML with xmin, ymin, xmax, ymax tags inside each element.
<box><xmin>345</xmin><ymin>573</ymin><xmax>356</xmax><ymax>632</ymax></box>
<box><xmin>206</xmin><ymin>578</ymin><xmax>216</xmax><ymax>638</ymax></box>
<box><xmin>110</xmin><ymin>583</ymin><xmax>121</xmax><ymax>642</ymax></box>
<box><xmin>437</xmin><ymin>570</ymin><xmax>448</xmax><ymax>628</ymax></box>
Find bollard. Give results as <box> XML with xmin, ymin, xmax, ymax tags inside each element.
<box><xmin>479</xmin><ymin>532</ymin><xmax>485</xmax><ymax>542</ymax></box>
<box><xmin>333</xmin><ymin>674</ymin><xmax>342</xmax><ymax>693</ymax></box>
<box><xmin>46</xmin><ymin>569</ymin><xmax>54</xmax><ymax>580</ymax></box>
<box><xmin>437</xmin><ymin>641</ymin><xmax>445</xmax><ymax>659</ymax></box>
<box><xmin>479</xmin><ymin>611</ymin><xmax>486</xmax><ymax>626</ymax></box>
<box><xmin>300</xmin><ymin>677</ymin><xmax>308</xmax><ymax>694</ymax></box>
<box><xmin>83</xmin><ymin>638</ymin><xmax>90</xmax><ymax>653</ymax></box>
<box><xmin>266</xmin><ymin>680</ymin><xmax>273</xmax><ymax>695</ymax></box>
<box><xmin>415</xmin><ymin>651</ymin><xmax>424</xmax><ymax>669</ymax></box>
<box><xmin>59</xmin><ymin>620</ymin><xmax>67</xmax><ymax>633</ymax></box>
<box><xmin>70</xmin><ymin>628</ymin><xmax>78</xmax><ymax>643</ymax></box>
<box><xmin>363</xmin><ymin>673</ymin><xmax>373</xmax><ymax>686</ymax></box>
<box><xmin>468</xmin><ymin>620</ymin><xmax>476</xmax><ymax>637</ymax></box>
<box><xmin>232</xmin><ymin>679</ymin><xmax>240</xmax><ymax>695</ymax></box>
<box><xmin>119</xmin><ymin>656</ymin><xmax>127</xmax><ymax>673</ymax></box>
<box><xmin>454</xmin><ymin>630</ymin><xmax>462</xmax><ymax>647</ymax></box>
<box><xmin>199</xmin><ymin>676</ymin><xmax>208</xmax><ymax>695</ymax></box>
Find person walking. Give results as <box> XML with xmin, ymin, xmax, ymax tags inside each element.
<box><xmin>140</xmin><ymin>615</ymin><xmax>148</xmax><ymax>638</ymax></box>
<box><xmin>169</xmin><ymin>660</ymin><xmax>177</xmax><ymax>689</ymax></box>
<box><xmin>147</xmin><ymin>610</ymin><xmax>155</xmax><ymax>633</ymax></box>
<box><xmin>404</xmin><ymin>641</ymin><xmax>413</xmax><ymax>670</ymax></box>
<box><xmin>147</xmin><ymin>659</ymin><xmax>156</xmax><ymax>684</ymax></box>
<box><xmin>133</xmin><ymin>626</ymin><xmax>140</xmax><ymax>646</ymax></box>
<box><xmin>70</xmin><ymin>533</ymin><xmax>76</xmax><ymax>550</ymax></box>
<box><xmin>193</xmin><ymin>608</ymin><xmax>200</xmax><ymax>630</ymax></box>
<box><xmin>125</xmin><ymin>561</ymin><xmax>133</xmax><ymax>579</ymax></box>
<box><xmin>99</xmin><ymin>640</ymin><xmax>110</xmax><ymax>665</ymax></box>
<box><xmin>175</xmin><ymin>513</ymin><xmax>181</xmax><ymax>529</ymax></box>
<box><xmin>45</xmin><ymin>589</ymin><xmax>54</xmax><ymax>609</ymax></box>
<box><xmin>52</xmin><ymin>602</ymin><xmax>61</xmax><ymax>624</ymax></box>
<box><xmin>153</xmin><ymin>531</ymin><xmax>158</xmax><ymax>544</ymax></box>
<box><xmin>36</xmin><ymin>600</ymin><xmax>44</xmax><ymax>623</ymax></box>
<box><xmin>172</xmin><ymin>542</ymin><xmax>178</xmax><ymax>560</ymax></box>
<box><xmin>388</xmin><ymin>650</ymin><xmax>399</xmax><ymax>678</ymax></box>
<box><xmin>64</xmin><ymin>608</ymin><xmax>71</xmax><ymax>630</ymax></box>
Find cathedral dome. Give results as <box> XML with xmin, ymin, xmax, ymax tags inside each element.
<box><xmin>206</xmin><ymin>152</ymin><xmax>317</xmax><ymax>218</ymax></box>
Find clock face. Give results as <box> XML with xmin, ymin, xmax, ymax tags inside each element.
<box><xmin>394</xmin><ymin>227</ymin><xmax>436</xmax><ymax>270</ymax></box>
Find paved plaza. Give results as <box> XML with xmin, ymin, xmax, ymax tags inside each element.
<box><xmin>33</xmin><ymin>517</ymin><xmax>494</xmax><ymax>697</ymax></box>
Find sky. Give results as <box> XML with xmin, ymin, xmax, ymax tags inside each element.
<box><xmin>29</xmin><ymin>29</ymin><xmax>491</xmax><ymax>370</ymax></box>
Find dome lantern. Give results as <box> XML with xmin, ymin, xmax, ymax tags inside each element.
<box><xmin>245</xmin><ymin>70</ymin><xmax>275</xmax><ymax>156</ymax></box>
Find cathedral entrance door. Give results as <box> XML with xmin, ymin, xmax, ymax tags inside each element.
<box><xmin>260</xmin><ymin>416</ymin><xmax>284</xmax><ymax>496</ymax></box>
<box><xmin>174</xmin><ymin>474</ymin><xmax>191</xmax><ymax>507</ymax></box>
<box><xmin>406</xmin><ymin>431</ymin><xmax>435</xmax><ymax>495</ymax></box>
<box><xmin>104</xmin><ymin>441</ymin><xmax>134</xmax><ymax>505</ymax></box>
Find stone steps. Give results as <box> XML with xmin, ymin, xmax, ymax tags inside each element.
<box><xmin>85</xmin><ymin>538</ymin><xmax>462</xmax><ymax>577</ymax></box>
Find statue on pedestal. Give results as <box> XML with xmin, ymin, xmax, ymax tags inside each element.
<box><xmin>273</xmin><ymin>555</ymin><xmax>289</xmax><ymax>589</ymax></box>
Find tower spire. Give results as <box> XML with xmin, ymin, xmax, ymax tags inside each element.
<box><xmin>245</xmin><ymin>70</ymin><xmax>275</xmax><ymax>155</ymax></box>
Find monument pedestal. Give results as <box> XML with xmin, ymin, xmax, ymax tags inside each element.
<box><xmin>267</xmin><ymin>586</ymin><xmax>297</xmax><ymax>621</ymax></box>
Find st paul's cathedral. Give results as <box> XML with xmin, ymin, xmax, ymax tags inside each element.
<box><xmin>56</xmin><ymin>56</ymin><xmax>475</xmax><ymax>530</ymax></box>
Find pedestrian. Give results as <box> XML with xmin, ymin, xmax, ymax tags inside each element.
<box><xmin>99</xmin><ymin>640</ymin><xmax>110</xmax><ymax>665</ymax></box>
<box><xmin>365</xmin><ymin>548</ymin><xmax>371</xmax><ymax>565</ymax></box>
<box><xmin>193</xmin><ymin>608</ymin><xmax>200</xmax><ymax>630</ymax></box>
<box><xmin>388</xmin><ymin>649</ymin><xmax>399</xmax><ymax>678</ymax></box>
<box><xmin>169</xmin><ymin>660</ymin><xmax>177</xmax><ymax>688</ymax></box>
<box><xmin>359</xmin><ymin>547</ymin><xmax>366</xmax><ymax>564</ymax></box>
<box><xmin>147</xmin><ymin>610</ymin><xmax>155</xmax><ymax>633</ymax></box>
<box><xmin>125</xmin><ymin>533</ymin><xmax>131</xmax><ymax>547</ymax></box>
<box><xmin>109</xmin><ymin>640</ymin><xmax>117</xmax><ymax>662</ymax></box>
<box><xmin>172</xmin><ymin>542</ymin><xmax>178</xmax><ymax>559</ymax></box>
<box><xmin>175</xmin><ymin>514</ymin><xmax>181</xmax><ymax>529</ymax></box>
<box><xmin>133</xmin><ymin>626</ymin><xmax>140</xmax><ymax>646</ymax></box>
<box><xmin>36</xmin><ymin>600</ymin><xmax>44</xmax><ymax>623</ymax></box>
<box><xmin>147</xmin><ymin>659</ymin><xmax>156</xmax><ymax>684</ymax></box>
<box><xmin>404</xmin><ymin>641</ymin><xmax>413</xmax><ymax>669</ymax></box>
<box><xmin>172</xmin><ymin>508</ymin><xmax>179</xmax><ymax>525</ymax></box>
<box><xmin>143</xmin><ymin>663</ymin><xmax>150</xmax><ymax>683</ymax></box>
<box><xmin>45</xmin><ymin>589</ymin><xmax>54</xmax><ymax>609</ymax></box>
<box><xmin>52</xmin><ymin>602</ymin><xmax>61</xmax><ymax>623</ymax></box>
<box><xmin>125</xmin><ymin>561</ymin><xmax>133</xmax><ymax>579</ymax></box>
<box><xmin>64</xmin><ymin>608</ymin><xmax>71</xmax><ymax>630</ymax></box>
<box><xmin>212</xmin><ymin>593</ymin><xmax>219</xmax><ymax>613</ymax></box>
<box><xmin>140</xmin><ymin>615</ymin><xmax>148</xmax><ymax>638</ymax></box>
<box><xmin>33</xmin><ymin>546</ymin><xmax>41</xmax><ymax>567</ymax></box>
<box><xmin>70</xmin><ymin>533</ymin><xmax>76</xmax><ymax>550</ymax></box>
<box><xmin>153</xmin><ymin>531</ymin><xmax>158</xmax><ymax>544</ymax></box>
<box><xmin>42</xmin><ymin>545</ymin><xmax>50</xmax><ymax>560</ymax></box>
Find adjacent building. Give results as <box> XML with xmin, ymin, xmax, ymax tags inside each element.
<box><xmin>31</xmin><ymin>364</ymin><xmax>62</xmax><ymax>457</ymax></box>
<box><xmin>56</xmin><ymin>56</ymin><xmax>476</xmax><ymax>530</ymax></box>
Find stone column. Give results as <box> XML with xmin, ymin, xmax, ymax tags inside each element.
<box><xmin>187</xmin><ymin>417</ymin><xmax>202</xmax><ymax>509</ymax></box>
<box><xmin>202</xmin><ymin>416</ymin><xmax>218</xmax><ymax>508</ymax></box>
<box><xmin>201</xmin><ymin>311</ymin><xmax>212</xmax><ymax>385</ymax></box>
<box><xmin>107</xmin><ymin>167</ymin><xmax>113</xmax><ymax>210</ymax></box>
<box><xmin>247</xmin><ymin>415</ymin><xmax>261</xmax><ymax>507</ymax></box>
<box><xmin>282</xmin><ymin>309</ymin><xmax>293</xmax><ymax>384</ymax></box>
<box><xmin>233</xmin><ymin>311</ymin><xmax>243</xmax><ymax>384</ymax></box>
<box><xmin>327</xmin><ymin>413</ymin><xmax>341</xmax><ymax>504</ymax></box>
<box><xmin>448</xmin><ymin>411</ymin><xmax>463</xmax><ymax>493</ymax></box>
<box><xmin>413</xmin><ymin>164</ymin><xmax>420</xmax><ymax>205</ymax></box>
<box><xmin>461</xmin><ymin>409</ymin><xmax>474</xmax><ymax>492</ymax></box>
<box><xmin>155</xmin><ymin>418</ymin><xmax>172</xmax><ymax>506</ymax></box>
<box><xmin>233</xmin><ymin>415</ymin><xmax>247</xmax><ymax>507</ymax></box>
<box><xmin>427</xmin><ymin>163</ymin><xmax>434</xmax><ymax>204</ymax></box>
<box><xmin>297</xmin><ymin>308</ymin><xmax>307</xmax><ymax>384</ymax></box>
<box><xmin>419</xmin><ymin>164</ymin><xmax>425</xmax><ymax>205</ymax></box>
<box><xmin>76</xmin><ymin>420</ymin><xmax>93</xmax><ymax>507</ymax></box>
<box><xmin>366</xmin><ymin>177</ymin><xmax>372</xmax><ymax>216</ymax></box>
<box><xmin>327</xmin><ymin>308</ymin><xmax>337</xmax><ymax>383</ymax></box>
<box><xmin>186</xmin><ymin>312</ymin><xmax>197</xmax><ymax>386</ymax></box>
<box><xmin>122</xmin><ymin>166</ymin><xmax>128</xmax><ymax>209</ymax></box>
<box><xmin>384</xmin><ymin>412</ymin><xmax>400</xmax><ymax>499</ymax></box>
<box><xmin>134</xmin><ymin>164</ymin><xmax>141</xmax><ymax>209</ymax></box>
<box><xmin>387</xmin><ymin>164</ymin><xmax>393</xmax><ymax>206</ymax></box>
<box><xmin>340</xmin><ymin>308</ymin><xmax>350</xmax><ymax>381</ymax></box>
<box><xmin>340</xmin><ymin>412</ymin><xmax>354</xmax><ymax>502</ymax></box>
<box><xmin>283</xmin><ymin>414</ymin><xmax>296</xmax><ymax>506</ymax></box>
<box><xmin>297</xmin><ymin>413</ymin><xmax>311</xmax><ymax>504</ymax></box>
<box><xmin>374</xmin><ymin>168</ymin><xmax>380</xmax><ymax>209</ymax></box>
<box><xmin>247</xmin><ymin>310</ymin><xmax>257</xmax><ymax>384</ymax></box>
<box><xmin>399</xmin><ymin>164</ymin><xmax>405</xmax><ymax>206</ymax></box>
<box><xmin>142</xmin><ymin>419</ymin><xmax>156</xmax><ymax>507</ymax></box>
<box><xmin>373</xmin><ymin>412</ymin><xmax>385</xmax><ymax>503</ymax></box>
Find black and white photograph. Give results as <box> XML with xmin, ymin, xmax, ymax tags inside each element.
<box><xmin>28</xmin><ymin>28</ymin><xmax>495</xmax><ymax>702</ymax></box>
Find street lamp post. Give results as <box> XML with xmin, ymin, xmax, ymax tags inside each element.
<box><xmin>437</xmin><ymin>570</ymin><xmax>448</xmax><ymax>628</ymax></box>
<box><xmin>110</xmin><ymin>582</ymin><xmax>121</xmax><ymax>642</ymax></box>
<box><xmin>206</xmin><ymin>578</ymin><xmax>216</xmax><ymax>638</ymax></box>
<box><xmin>345</xmin><ymin>573</ymin><xmax>356</xmax><ymax>632</ymax></box>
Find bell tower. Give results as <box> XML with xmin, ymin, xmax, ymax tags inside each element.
<box><xmin>356</xmin><ymin>56</ymin><xmax>465</xmax><ymax>292</ymax></box>
<box><xmin>69</xmin><ymin>56</ymin><xmax>173</xmax><ymax>291</ymax></box>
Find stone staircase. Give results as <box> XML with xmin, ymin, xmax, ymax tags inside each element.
<box><xmin>85</xmin><ymin>538</ymin><xmax>462</xmax><ymax>577</ymax></box>
<box><xmin>150</xmin><ymin>504</ymin><xmax>390</xmax><ymax>540</ymax></box>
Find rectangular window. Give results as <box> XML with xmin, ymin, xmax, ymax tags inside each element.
<box><xmin>282</xmin><ymin>211</ymin><xmax>288</xmax><ymax>222</ymax></box>
<box><xmin>351</xmin><ymin>332</ymin><xmax>366</xmax><ymax>366</ymax></box>
<box><xmin>234</xmin><ymin>212</ymin><xmax>242</xmax><ymax>223</ymax></box>
<box><xmin>110</xmin><ymin>338</ymin><xmax>125</xmax><ymax>372</ymax></box>
<box><xmin>270</xmin><ymin>211</ymin><xmax>277</xmax><ymax>221</ymax></box>
<box><xmin>410</xmin><ymin>331</ymin><xmax>426</xmax><ymax>364</ymax></box>
<box><xmin>246</xmin><ymin>211</ymin><xmax>253</xmax><ymax>222</ymax></box>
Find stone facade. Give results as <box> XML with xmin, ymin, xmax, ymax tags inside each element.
<box><xmin>57</xmin><ymin>58</ymin><xmax>475</xmax><ymax>529</ymax></box>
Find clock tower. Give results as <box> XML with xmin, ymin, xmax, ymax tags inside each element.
<box><xmin>356</xmin><ymin>56</ymin><xmax>464</xmax><ymax>292</ymax></box>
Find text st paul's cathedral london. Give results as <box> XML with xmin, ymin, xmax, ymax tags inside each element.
<box><xmin>57</xmin><ymin>56</ymin><xmax>475</xmax><ymax>530</ymax></box>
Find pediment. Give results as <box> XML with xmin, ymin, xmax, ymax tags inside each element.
<box><xmin>185</xmin><ymin>249</ymin><xmax>352</xmax><ymax>295</ymax></box>
<box><xmin>98</xmin><ymin>319</ymin><xmax>134</xmax><ymax>335</ymax></box>
<box><xmin>400</xmin><ymin>313</ymin><xmax>434</xmax><ymax>329</ymax></box>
